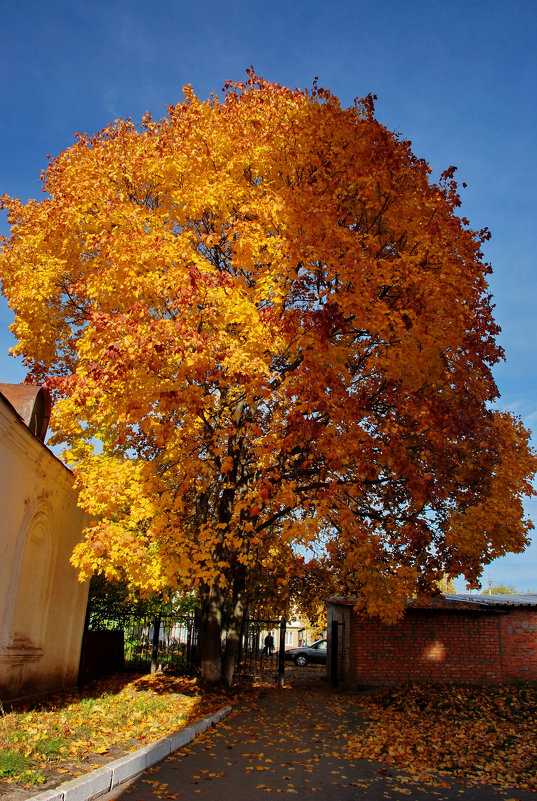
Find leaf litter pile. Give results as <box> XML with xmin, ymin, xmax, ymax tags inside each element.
<box><xmin>2</xmin><ymin>673</ymin><xmax>537</xmax><ymax>797</ymax></box>
<box><xmin>0</xmin><ymin>673</ymin><xmax>234</xmax><ymax>792</ymax></box>
<box><xmin>348</xmin><ymin>682</ymin><xmax>537</xmax><ymax>792</ymax></box>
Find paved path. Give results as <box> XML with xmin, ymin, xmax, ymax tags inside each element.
<box><xmin>98</xmin><ymin>682</ymin><xmax>537</xmax><ymax>801</ymax></box>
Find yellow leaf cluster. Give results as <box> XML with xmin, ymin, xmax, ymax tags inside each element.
<box><xmin>0</xmin><ymin>73</ymin><xmax>534</xmax><ymax>621</ymax></box>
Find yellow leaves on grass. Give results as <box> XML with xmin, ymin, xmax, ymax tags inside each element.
<box><xmin>0</xmin><ymin>673</ymin><xmax>226</xmax><ymax>788</ymax></box>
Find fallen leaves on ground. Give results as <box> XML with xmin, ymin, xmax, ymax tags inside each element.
<box><xmin>0</xmin><ymin>672</ymin><xmax>236</xmax><ymax>790</ymax></box>
<box><xmin>4</xmin><ymin>673</ymin><xmax>536</xmax><ymax>799</ymax></box>
<box><xmin>348</xmin><ymin>682</ymin><xmax>537</xmax><ymax>792</ymax></box>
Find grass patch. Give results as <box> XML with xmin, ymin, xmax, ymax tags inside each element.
<box><xmin>0</xmin><ymin>673</ymin><xmax>232</xmax><ymax>788</ymax></box>
<box><xmin>0</xmin><ymin>749</ymin><xmax>34</xmax><ymax>778</ymax></box>
<box><xmin>34</xmin><ymin>736</ymin><xmax>66</xmax><ymax>760</ymax></box>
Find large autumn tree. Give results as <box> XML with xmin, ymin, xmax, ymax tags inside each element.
<box><xmin>1</xmin><ymin>73</ymin><xmax>535</xmax><ymax>684</ymax></box>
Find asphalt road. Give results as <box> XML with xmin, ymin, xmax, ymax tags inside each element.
<box><xmin>96</xmin><ymin>679</ymin><xmax>537</xmax><ymax>801</ymax></box>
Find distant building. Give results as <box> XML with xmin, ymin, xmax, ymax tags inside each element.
<box><xmin>0</xmin><ymin>384</ymin><xmax>89</xmax><ymax>703</ymax></box>
<box><xmin>327</xmin><ymin>593</ymin><xmax>537</xmax><ymax>688</ymax></box>
<box><xmin>261</xmin><ymin>617</ymin><xmax>314</xmax><ymax>652</ymax></box>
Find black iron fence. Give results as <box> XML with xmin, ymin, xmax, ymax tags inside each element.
<box><xmin>123</xmin><ymin>613</ymin><xmax>200</xmax><ymax>673</ymax></box>
<box><xmin>79</xmin><ymin>611</ymin><xmax>200</xmax><ymax>681</ymax></box>
<box><xmin>79</xmin><ymin>606</ymin><xmax>286</xmax><ymax>684</ymax></box>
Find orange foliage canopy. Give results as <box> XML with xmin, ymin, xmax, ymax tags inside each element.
<box><xmin>1</xmin><ymin>74</ymin><xmax>535</xmax><ymax>627</ymax></box>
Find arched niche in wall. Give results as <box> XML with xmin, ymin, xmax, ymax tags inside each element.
<box><xmin>0</xmin><ymin>503</ymin><xmax>55</xmax><ymax>663</ymax></box>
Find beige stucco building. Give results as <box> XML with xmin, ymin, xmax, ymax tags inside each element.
<box><xmin>0</xmin><ymin>384</ymin><xmax>89</xmax><ymax>703</ymax></box>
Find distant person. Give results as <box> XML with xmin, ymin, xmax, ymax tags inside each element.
<box><xmin>263</xmin><ymin>632</ymin><xmax>275</xmax><ymax>656</ymax></box>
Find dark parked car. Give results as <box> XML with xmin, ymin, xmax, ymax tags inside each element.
<box><xmin>285</xmin><ymin>639</ymin><xmax>327</xmax><ymax>666</ymax></box>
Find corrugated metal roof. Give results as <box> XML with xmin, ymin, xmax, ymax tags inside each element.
<box><xmin>443</xmin><ymin>592</ymin><xmax>537</xmax><ymax>607</ymax></box>
<box><xmin>328</xmin><ymin>593</ymin><xmax>537</xmax><ymax>610</ymax></box>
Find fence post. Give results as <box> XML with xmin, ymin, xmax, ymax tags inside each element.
<box><xmin>278</xmin><ymin>618</ymin><xmax>286</xmax><ymax>687</ymax></box>
<box><xmin>330</xmin><ymin>619</ymin><xmax>339</xmax><ymax>688</ymax></box>
<box><xmin>151</xmin><ymin>615</ymin><xmax>161</xmax><ymax>674</ymax></box>
<box><xmin>237</xmin><ymin>611</ymin><xmax>247</xmax><ymax>672</ymax></box>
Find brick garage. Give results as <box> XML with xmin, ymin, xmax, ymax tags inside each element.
<box><xmin>327</xmin><ymin>594</ymin><xmax>537</xmax><ymax>688</ymax></box>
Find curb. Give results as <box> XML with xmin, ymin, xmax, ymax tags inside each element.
<box><xmin>26</xmin><ymin>706</ymin><xmax>232</xmax><ymax>801</ymax></box>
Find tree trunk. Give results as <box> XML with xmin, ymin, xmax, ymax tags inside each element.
<box><xmin>199</xmin><ymin>585</ymin><xmax>223</xmax><ymax>683</ymax></box>
<box><xmin>222</xmin><ymin>567</ymin><xmax>246</xmax><ymax>688</ymax></box>
<box><xmin>222</xmin><ymin>596</ymin><xmax>244</xmax><ymax>689</ymax></box>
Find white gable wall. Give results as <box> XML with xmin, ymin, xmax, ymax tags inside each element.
<box><xmin>0</xmin><ymin>397</ymin><xmax>89</xmax><ymax>703</ymax></box>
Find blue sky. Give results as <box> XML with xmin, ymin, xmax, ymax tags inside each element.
<box><xmin>1</xmin><ymin>0</ymin><xmax>535</xmax><ymax>590</ymax></box>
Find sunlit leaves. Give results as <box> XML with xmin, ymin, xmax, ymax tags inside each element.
<box><xmin>0</xmin><ymin>72</ymin><xmax>535</xmax><ymax>652</ymax></box>
<box><xmin>0</xmin><ymin>673</ymin><xmax>226</xmax><ymax>788</ymax></box>
<box><xmin>348</xmin><ymin>682</ymin><xmax>537</xmax><ymax>791</ymax></box>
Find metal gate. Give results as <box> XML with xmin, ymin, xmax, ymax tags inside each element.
<box><xmin>234</xmin><ymin>616</ymin><xmax>287</xmax><ymax>684</ymax></box>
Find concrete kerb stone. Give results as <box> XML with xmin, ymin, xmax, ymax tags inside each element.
<box><xmin>25</xmin><ymin>706</ymin><xmax>232</xmax><ymax>801</ymax></box>
<box><xmin>25</xmin><ymin>791</ymin><xmax>64</xmax><ymax>801</ymax></box>
<box><xmin>63</xmin><ymin>768</ymin><xmax>114</xmax><ymax>801</ymax></box>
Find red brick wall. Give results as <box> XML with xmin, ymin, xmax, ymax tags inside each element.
<box><xmin>348</xmin><ymin>608</ymin><xmax>537</xmax><ymax>685</ymax></box>
<box><xmin>500</xmin><ymin>610</ymin><xmax>537</xmax><ymax>681</ymax></box>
